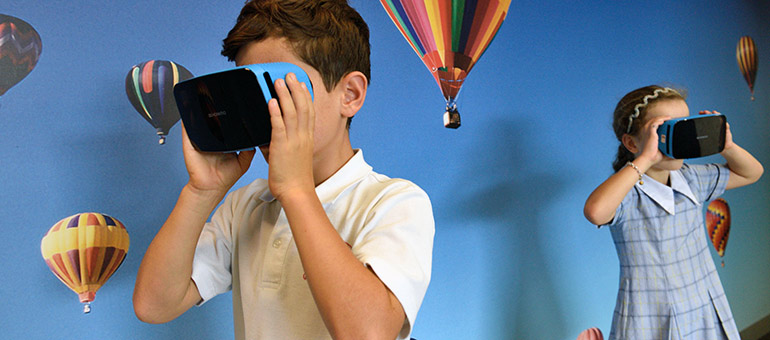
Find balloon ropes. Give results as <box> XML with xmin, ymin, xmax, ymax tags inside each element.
<box><xmin>736</xmin><ymin>36</ymin><xmax>757</xmax><ymax>101</ymax></box>
<box><xmin>379</xmin><ymin>0</ymin><xmax>512</xmax><ymax>128</ymax></box>
<box><xmin>41</xmin><ymin>213</ymin><xmax>130</xmax><ymax>313</ymax></box>
<box><xmin>126</xmin><ymin>60</ymin><xmax>194</xmax><ymax>144</ymax></box>
<box><xmin>0</xmin><ymin>14</ymin><xmax>42</xmax><ymax>99</ymax></box>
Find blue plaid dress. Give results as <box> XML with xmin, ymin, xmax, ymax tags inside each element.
<box><xmin>604</xmin><ymin>163</ymin><xmax>740</xmax><ymax>340</ymax></box>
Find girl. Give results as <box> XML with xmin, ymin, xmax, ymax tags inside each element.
<box><xmin>584</xmin><ymin>85</ymin><xmax>763</xmax><ymax>340</ymax></box>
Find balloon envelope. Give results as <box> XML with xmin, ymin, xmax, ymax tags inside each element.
<box><xmin>125</xmin><ymin>60</ymin><xmax>193</xmax><ymax>144</ymax></box>
<box><xmin>706</xmin><ymin>198</ymin><xmax>730</xmax><ymax>258</ymax></box>
<box><xmin>736</xmin><ymin>36</ymin><xmax>757</xmax><ymax>100</ymax></box>
<box><xmin>41</xmin><ymin>213</ymin><xmax>130</xmax><ymax>313</ymax></box>
<box><xmin>0</xmin><ymin>14</ymin><xmax>42</xmax><ymax>96</ymax></box>
<box><xmin>380</xmin><ymin>0</ymin><xmax>511</xmax><ymax>128</ymax></box>
<box><xmin>576</xmin><ymin>327</ymin><xmax>604</xmax><ymax>340</ymax></box>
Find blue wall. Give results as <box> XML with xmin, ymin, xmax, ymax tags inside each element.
<box><xmin>1</xmin><ymin>1</ymin><xmax>768</xmax><ymax>339</ymax></box>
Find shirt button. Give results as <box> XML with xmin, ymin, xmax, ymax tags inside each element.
<box><xmin>272</xmin><ymin>239</ymin><xmax>282</xmax><ymax>248</ymax></box>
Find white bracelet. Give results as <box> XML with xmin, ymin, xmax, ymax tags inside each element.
<box><xmin>626</xmin><ymin>161</ymin><xmax>644</xmax><ymax>185</ymax></box>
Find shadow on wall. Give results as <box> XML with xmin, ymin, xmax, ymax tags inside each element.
<box><xmin>48</xmin><ymin>128</ymin><xmax>235</xmax><ymax>338</ymax></box>
<box><xmin>455</xmin><ymin>117</ymin><xmax>569</xmax><ymax>340</ymax></box>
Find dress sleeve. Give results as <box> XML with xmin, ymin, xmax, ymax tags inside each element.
<box><xmin>191</xmin><ymin>191</ymin><xmax>237</xmax><ymax>305</ymax></box>
<box><xmin>680</xmin><ymin>163</ymin><xmax>730</xmax><ymax>203</ymax></box>
<box><xmin>352</xmin><ymin>181</ymin><xmax>435</xmax><ymax>340</ymax></box>
<box><xmin>600</xmin><ymin>187</ymin><xmax>634</xmax><ymax>229</ymax></box>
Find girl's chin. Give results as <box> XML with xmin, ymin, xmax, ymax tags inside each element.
<box><xmin>259</xmin><ymin>145</ymin><xmax>270</xmax><ymax>162</ymax></box>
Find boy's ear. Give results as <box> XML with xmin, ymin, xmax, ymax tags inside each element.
<box><xmin>621</xmin><ymin>134</ymin><xmax>639</xmax><ymax>154</ymax></box>
<box><xmin>339</xmin><ymin>71</ymin><xmax>367</xmax><ymax>118</ymax></box>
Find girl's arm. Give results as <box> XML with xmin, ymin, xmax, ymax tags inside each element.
<box><xmin>723</xmin><ymin>143</ymin><xmax>763</xmax><ymax>190</ymax></box>
<box><xmin>584</xmin><ymin>116</ymin><xmax>668</xmax><ymax>225</ymax></box>
<box><xmin>699</xmin><ymin>111</ymin><xmax>763</xmax><ymax>190</ymax></box>
<box><xmin>702</xmin><ymin>111</ymin><xmax>764</xmax><ymax>189</ymax></box>
<box><xmin>584</xmin><ymin>158</ymin><xmax>652</xmax><ymax>225</ymax></box>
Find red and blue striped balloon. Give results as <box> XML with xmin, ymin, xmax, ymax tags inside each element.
<box><xmin>125</xmin><ymin>60</ymin><xmax>193</xmax><ymax>144</ymax></box>
<box><xmin>0</xmin><ymin>14</ymin><xmax>42</xmax><ymax>96</ymax></box>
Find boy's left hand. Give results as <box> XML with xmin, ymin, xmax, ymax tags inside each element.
<box><xmin>264</xmin><ymin>73</ymin><xmax>316</xmax><ymax>200</ymax></box>
<box><xmin>699</xmin><ymin>110</ymin><xmax>735</xmax><ymax>152</ymax></box>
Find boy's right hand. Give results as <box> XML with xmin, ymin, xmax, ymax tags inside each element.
<box><xmin>181</xmin><ymin>123</ymin><xmax>256</xmax><ymax>197</ymax></box>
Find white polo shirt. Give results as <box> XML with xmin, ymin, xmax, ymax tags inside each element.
<box><xmin>191</xmin><ymin>149</ymin><xmax>434</xmax><ymax>340</ymax></box>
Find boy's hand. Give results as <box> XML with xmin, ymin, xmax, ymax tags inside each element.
<box><xmin>699</xmin><ymin>110</ymin><xmax>736</xmax><ymax>153</ymax></box>
<box><xmin>181</xmin><ymin>123</ymin><xmax>256</xmax><ymax>197</ymax></box>
<box><xmin>266</xmin><ymin>73</ymin><xmax>316</xmax><ymax>200</ymax></box>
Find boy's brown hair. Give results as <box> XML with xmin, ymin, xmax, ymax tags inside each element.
<box><xmin>222</xmin><ymin>0</ymin><xmax>371</xmax><ymax>94</ymax></box>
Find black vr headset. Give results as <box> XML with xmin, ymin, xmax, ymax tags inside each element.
<box><xmin>657</xmin><ymin>114</ymin><xmax>726</xmax><ymax>159</ymax></box>
<box><xmin>173</xmin><ymin>62</ymin><xmax>313</xmax><ymax>152</ymax></box>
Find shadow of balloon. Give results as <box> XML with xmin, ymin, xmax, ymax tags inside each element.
<box><xmin>446</xmin><ymin>117</ymin><xmax>569</xmax><ymax>339</ymax></box>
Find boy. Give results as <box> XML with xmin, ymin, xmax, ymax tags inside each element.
<box><xmin>132</xmin><ymin>1</ymin><xmax>435</xmax><ymax>339</ymax></box>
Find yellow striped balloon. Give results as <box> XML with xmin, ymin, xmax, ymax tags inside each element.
<box><xmin>41</xmin><ymin>213</ymin><xmax>129</xmax><ymax>313</ymax></box>
<box><xmin>736</xmin><ymin>36</ymin><xmax>757</xmax><ymax>101</ymax></box>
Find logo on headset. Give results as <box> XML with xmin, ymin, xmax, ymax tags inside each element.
<box><xmin>208</xmin><ymin>111</ymin><xmax>227</xmax><ymax>118</ymax></box>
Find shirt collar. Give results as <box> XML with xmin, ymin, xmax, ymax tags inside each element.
<box><xmin>637</xmin><ymin>169</ymin><xmax>700</xmax><ymax>215</ymax></box>
<box><xmin>259</xmin><ymin>149</ymin><xmax>371</xmax><ymax>204</ymax></box>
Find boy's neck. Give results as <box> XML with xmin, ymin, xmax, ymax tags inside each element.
<box><xmin>312</xmin><ymin>138</ymin><xmax>355</xmax><ymax>187</ymax></box>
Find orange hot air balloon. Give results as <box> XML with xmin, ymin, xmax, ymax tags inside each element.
<box><xmin>380</xmin><ymin>0</ymin><xmax>512</xmax><ymax>128</ymax></box>
<box><xmin>706</xmin><ymin>198</ymin><xmax>730</xmax><ymax>267</ymax></box>
<box><xmin>41</xmin><ymin>213</ymin><xmax>130</xmax><ymax>313</ymax></box>
<box><xmin>577</xmin><ymin>327</ymin><xmax>604</xmax><ymax>340</ymax></box>
<box><xmin>736</xmin><ymin>36</ymin><xmax>757</xmax><ymax>101</ymax></box>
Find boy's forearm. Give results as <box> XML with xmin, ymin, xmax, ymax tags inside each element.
<box><xmin>722</xmin><ymin>144</ymin><xmax>764</xmax><ymax>190</ymax></box>
<box><xmin>133</xmin><ymin>184</ymin><xmax>222</xmax><ymax>323</ymax></box>
<box><xmin>280</xmin><ymin>190</ymin><xmax>405</xmax><ymax>340</ymax></box>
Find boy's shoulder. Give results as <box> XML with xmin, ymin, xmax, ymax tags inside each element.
<box><xmin>349</xmin><ymin>170</ymin><xmax>432</xmax><ymax>209</ymax></box>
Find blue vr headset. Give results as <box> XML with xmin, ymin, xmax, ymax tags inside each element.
<box><xmin>657</xmin><ymin>114</ymin><xmax>726</xmax><ymax>159</ymax></box>
<box><xmin>173</xmin><ymin>62</ymin><xmax>313</xmax><ymax>152</ymax></box>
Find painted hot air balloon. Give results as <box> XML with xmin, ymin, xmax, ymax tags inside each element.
<box><xmin>379</xmin><ymin>0</ymin><xmax>511</xmax><ymax>128</ymax></box>
<box><xmin>0</xmin><ymin>14</ymin><xmax>42</xmax><ymax>97</ymax></box>
<box><xmin>126</xmin><ymin>60</ymin><xmax>193</xmax><ymax>144</ymax></box>
<box><xmin>577</xmin><ymin>327</ymin><xmax>604</xmax><ymax>340</ymax></box>
<box><xmin>706</xmin><ymin>198</ymin><xmax>730</xmax><ymax>267</ymax></box>
<box><xmin>736</xmin><ymin>36</ymin><xmax>757</xmax><ymax>101</ymax></box>
<box><xmin>41</xmin><ymin>213</ymin><xmax>130</xmax><ymax>313</ymax></box>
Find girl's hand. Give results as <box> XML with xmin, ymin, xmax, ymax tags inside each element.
<box><xmin>265</xmin><ymin>73</ymin><xmax>316</xmax><ymax>201</ymax></box>
<box><xmin>181</xmin><ymin>123</ymin><xmax>256</xmax><ymax>197</ymax></box>
<box><xmin>636</xmin><ymin>115</ymin><xmax>670</xmax><ymax>165</ymax></box>
<box><xmin>699</xmin><ymin>110</ymin><xmax>735</xmax><ymax>153</ymax></box>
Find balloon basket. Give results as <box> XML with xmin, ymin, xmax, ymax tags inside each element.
<box><xmin>78</xmin><ymin>291</ymin><xmax>95</xmax><ymax>313</ymax></box>
<box><xmin>443</xmin><ymin>107</ymin><xmax>461</xmax><ymax>129</ymax></box>
<box><xmin>156</xmin><ymin>130</ymin><xmax>167</xmax><ymax>145</ymax></box>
